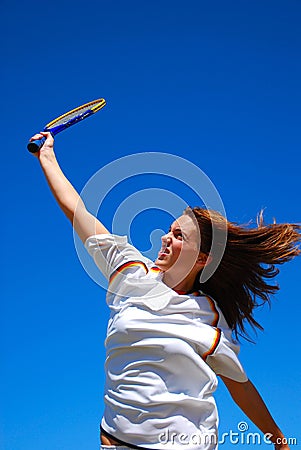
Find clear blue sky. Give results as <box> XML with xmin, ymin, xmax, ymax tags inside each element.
<box><xmin>1</xmin><ymin>1</ymin><xmax>301</xmax><ymax>449</ymax></box>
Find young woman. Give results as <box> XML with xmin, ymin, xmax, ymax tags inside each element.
<box><xmin>30</xmin><ymin>132</ymin><xmax>300</xmax><ymax>450</ymax></box>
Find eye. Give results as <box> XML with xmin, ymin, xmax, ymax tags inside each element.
<box><xmin>174</xmin><ymin>230</ymin><xmax>183</xmax><ymax>240</ymax></box>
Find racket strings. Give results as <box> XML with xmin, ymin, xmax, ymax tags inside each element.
<box><xmin>46</xmin><ymin>100</ymin><xmax>105</xmax><ymax>128</ymax></box>
<box><xmin>48</xmin><ymin>105</ymin><xmax>94</xmax><ymax>127</ymax></box>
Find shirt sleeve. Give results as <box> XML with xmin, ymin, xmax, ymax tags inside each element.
<box><xmin>84</xmin><ymin>234</ymin><xmax>151</xmax><ymax>280</ymax></box>
<box><xmin>205</xmin><ymin>332</ymin><xmax>248</xmax><ymax>382</ymax></box>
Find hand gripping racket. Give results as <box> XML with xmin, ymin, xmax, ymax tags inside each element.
<box><xmin>27</xmin><ymin>98</ymin><xmax>106</xmax><ymax>153</ymax></box>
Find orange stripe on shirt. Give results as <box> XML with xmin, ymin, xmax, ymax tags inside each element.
<box><xmin>202</xmin><ymin>328</ymin><xmax>221</xmax><ymax>360</ymax></box>
<box><xmin>206</xmin><ymin>296</ymin><xmax>219</xmax><ymax>327</ymax></box>
<box><xmin>150</xmin><ymin>266</ymin><xmax>161</xmax><ymax>273</ymax></box>
<box><xmin>174</xmin><ymin>290</ymin><xmax>201</xmax><ymax>296</ymax></box>
<box><xmin>109</xmin><ymin>261</ymin><xmax>149</xmax><ymax>284</ymax></box>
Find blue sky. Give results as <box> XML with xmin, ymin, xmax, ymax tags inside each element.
<box><xmin>1</xmin><ymin>1</ymin><xmax>301</xmax><ymax>449</ymax></box>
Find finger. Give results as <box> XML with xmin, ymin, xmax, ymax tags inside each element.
<box><xmin>29</xmin><ymin>131</ymin><xmax>54</xmax><ymax>145</ymax></box>
<box><xmin>29</xmin><ymin>133</ymin><xmax>44</xmax><ymax>141</ymax></box>
<box><xmin>40</xmin><ymin>131</ymin><xmax>54</xmax><ymax>144</ymax></box>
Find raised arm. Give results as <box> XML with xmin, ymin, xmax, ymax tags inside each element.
<box><xmin>220</xmin><ymin>375</ymin><xmax>290</xmax><ymax>450</ymax></box>
<box><xmin>30</xmin><ymin>132</ymin><xmax>110</xmax><ymax>242</ymax></box>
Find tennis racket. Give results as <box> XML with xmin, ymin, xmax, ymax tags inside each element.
<box><xmin>27</xmin><ymin>98</ymin><xmax>106</xmax><ymax>153</ymax></box>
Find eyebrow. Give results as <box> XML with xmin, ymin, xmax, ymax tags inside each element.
<box><xmin>169</xmin><ymin>225</ymin><xmax>187</xmax><ymax>239</ymax></box>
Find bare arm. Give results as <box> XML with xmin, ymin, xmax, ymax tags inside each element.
<box><xmin>30</xmin><ymin>132</ymin><xmax>110</xmax><ymax>242</ymax></box>
<box><xmin>220</xmin><ymin>375</ymin><xmax>290</xmax><ymax>450</ymax></box>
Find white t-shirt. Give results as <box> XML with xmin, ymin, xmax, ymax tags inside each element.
<box><xmin>85</xmin><ymin>234</ymin><xmax>247</xmax><ymax>450</ymax></box>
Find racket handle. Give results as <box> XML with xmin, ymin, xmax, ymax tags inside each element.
<box><xmin>27</xmin><ymin>137</ymin><xmax>46</xmax><ymax>153</ymax></box>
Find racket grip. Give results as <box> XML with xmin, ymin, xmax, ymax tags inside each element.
<box><xmin>27</xmin><ymin>137</ymin><xmax>46</xmax><ymax>153</ymax></box>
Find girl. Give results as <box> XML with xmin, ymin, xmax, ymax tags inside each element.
<box><xmin>30</xmin><ymin>132</ymin><xmax>300</xmax><ymax>450</ymax></box>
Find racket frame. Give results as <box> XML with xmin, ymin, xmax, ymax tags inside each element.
<box><xmin>27</xmin><ymin>98</ymin><xmax>106</xmax><ymax>153</ymax></box>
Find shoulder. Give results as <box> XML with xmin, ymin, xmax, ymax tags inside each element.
<box><xmin>195</xmin><ymin>293</ymin><xmax>235</xmax><ymax>339</ymax></box>
<box><xmin>85</xmin><ymin>233</ymin><xmax>154</xmax><ymax>280</ymax></box>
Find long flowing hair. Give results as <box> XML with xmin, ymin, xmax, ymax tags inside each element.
<box><xmin>185</xmin><ymin>207</ymin><xmax>301</xmax><ymax>339</ymax></box>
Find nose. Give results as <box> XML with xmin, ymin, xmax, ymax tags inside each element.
<box><xmin>161</xmin><ymin>233</ymin><xmax>172</xmax><ymax>245</ymax></box>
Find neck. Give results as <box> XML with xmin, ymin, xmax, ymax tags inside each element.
<box><xmin>162</xmin><ymin>270</ymin><xmax>197</xmax><ymax>293</ymax></box>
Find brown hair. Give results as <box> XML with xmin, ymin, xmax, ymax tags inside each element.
<box><xmin>185</xmin><ymin>207</ymin><xmax>301</xmax><ymax>339</ymax></box>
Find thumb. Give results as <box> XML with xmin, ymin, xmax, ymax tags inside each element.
<box><xmin>29</xmin><ymin>131</ymin><xmax>54</xmax><ymax>145</ymax></box>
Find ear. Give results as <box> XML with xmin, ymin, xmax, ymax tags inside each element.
<box><xmin>197</xmin><ymin>252</ymin><xmax>212</xmax><ymax>268</ymax></box>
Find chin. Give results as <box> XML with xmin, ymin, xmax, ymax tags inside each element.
<box><xmin>154</xmin><ymin>259</ymin><xmax>166</xmax><ymax>270</ymax></box>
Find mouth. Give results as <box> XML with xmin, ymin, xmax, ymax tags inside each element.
<box><xmin>157</xmin><ymin>244</ymin><xmax>170</xmax><ymax>260</ymax></box>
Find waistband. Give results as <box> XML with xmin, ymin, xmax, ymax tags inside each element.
<box><xmin>101</xmin><ymin>446</ymin><xmax>137</xmax><ymax>450</ymax></box>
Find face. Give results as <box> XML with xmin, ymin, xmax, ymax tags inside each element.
<box><xmin>155</xmin><ymin>214</ymin><xmax>203</xmax><ymax>279</ymax></box>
